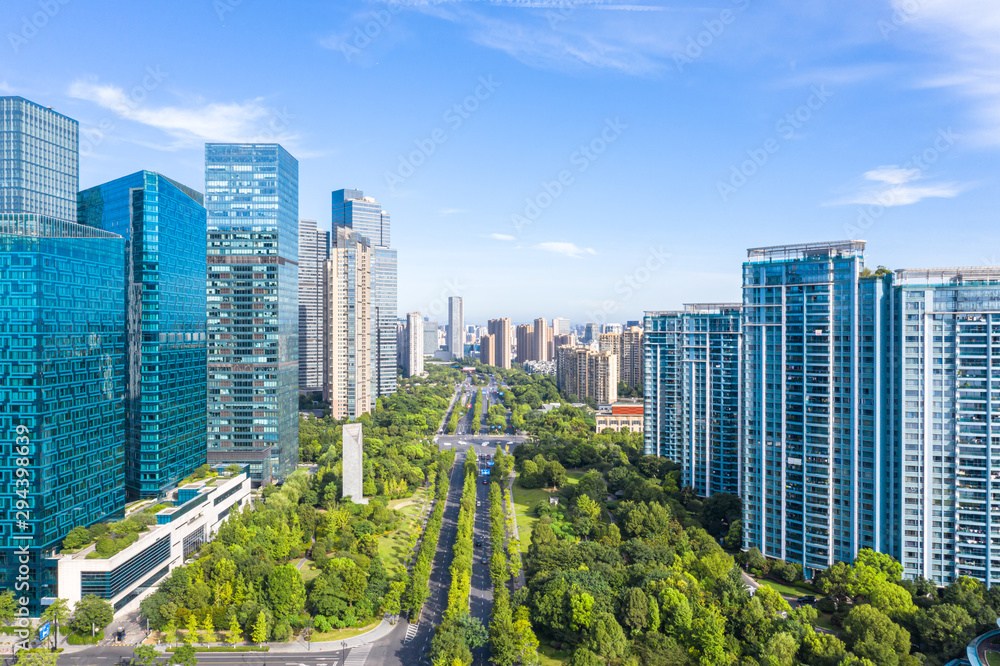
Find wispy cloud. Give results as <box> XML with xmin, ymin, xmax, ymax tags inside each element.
<box><xmin>535</xmin><ymin>241</ymin><xmax>597</xmax><ymax>257</ymax></box>
<box><xmin>365</xmin><ymin>0</ymin><xmax>704</xmax><ymax>76</ymax></box>
<box><xmin>67</xmin><ymin>77</ymin><xmax>294</xmax><ymax>147</ymax></box>
<box><xmin>827</xmin><ymin>164</ymin><xmax>967</xmax><ymax>207</ymax></box>
<box><xmin>487</xmin><ymin>233</ymin><xmax>516</xmax><ymax>241</ymax></box>
<box><xmin>441</xmin><ymin>208</ymin><xmax>469</xmax><ymax>215</ymax></box>
<box><xmin>892</xmin><ymin>0</ymin><xmax>1000</xmax><ymax>145</ymax></box>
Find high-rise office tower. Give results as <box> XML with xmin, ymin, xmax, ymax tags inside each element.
<box><xmin>298</xmin><ymin>220</ymin><xmax>329</xmax><ymax>392</ymax></box>
<box><xmin>741</xmin><ymin>241</ymin><xmax>883</xmax><ymax>578</ymax></box>
<box><xmin>516</xmin><ymin>324</ymin><xmax>534</xmax><ymax>362</ymax></box>
<box><xmin>584</xmin><ymin>322</ymin><xmax>599</xmax><ymax>343</ymax></box>
<box><xmin>448</xmin><ymin>296</ymin><xmax>464</xmax><ymax>360</ymax></box>
<box><xmin>533</xmin><ymin>318</ymin><xmax>551</xmax><ymax>362</ymax></box>
<box><xmin>206</xmin><ymin>143</ymin><xmax>299</xmax><ymax>484</ymax></box>
<box><xmin>488</xmin><ymin>318</ymin><xmax>512</xmax><ymax>369</ymax></box>
<box><xmin>0</xmin><ymin>98</ymin><xmax>127</xmax><ymax>613</ymax></box>
<box><xmin>0</xmin><ymin>97</ymin><xmax>79</xmax><ymax>221</ymax></box>
<box><xmin>621</xmin><ymin>326</ymin><xmax>644</xmax><ymax>389</ymax></box>
<box><xmin>79</xmin><ymin>171</ymin><xmax>208</xmax><ymax>498</ymax></box>
<box><xmin>332</xmin><ymin>188</ymin><xmax>396</xmax><ymax>404</ymax></box>
<box><xmin>643</xmin><ymin>305</ymin><xmax>741</xmax><ymax>496</ymax></box>
<box><xmin>885</xmin><ymin>267</ymin><xmax>1000</xmax><ymax>586</ymax></box>
<box><xmin>423</xmin><ymin>320</ymin><xmax>439</xmax><ymax>355</ymax></box>
<box><xmin>552</xmin><ymin>317</ymin><xmax>571</xmax><ymax>336</ymax></box>
<box><xmin>480</xmin><ymin>333</ymin><xmax>496</xmax><ymax>366</ymax></box>
<box><xmin>405</xmin><ymin>312</ymin><xmax>424</xmax><ymax>378</ymax></box>
<box><xmin>0</xmin><ymin>216</ymin><xmax>127</xmax><ymax>614</ymax></box>
<box><xmin>324</xmin><ymin>228</ymin><xmax>372</xmax><ymax>419</ymax></box>
<box><xmin>603</xmin><ymin>323</ymin><xmax>624</xmax><ymax>335</ymax></box>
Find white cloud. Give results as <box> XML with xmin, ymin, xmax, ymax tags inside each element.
<box><xmin>828</xmin><ymin>163</ymin><xmax>967</xmax><ymax>207</ymax></box>
<box><xmin>67</xmin><ymin>77</ymin><xmax>294</xmax><ymax>146</ymax></box>
<box><xmin>487</xmin><ymin>233</ymin><xmax>516</xmax><ymax>241</ymax></box>
<box><xmin>441</xmin><ymin>208</ymin><xmax>469</xmax><ymax>215</ymax></box>
<box><xmin>890</xmin><ymin>0</ymin><xmax>1000</xmax><ymax>145</ymax></box>
<box><xmin>535</xmin><ymin>241</ymin><xmax>597</xmax><ymax>258</ymax></box>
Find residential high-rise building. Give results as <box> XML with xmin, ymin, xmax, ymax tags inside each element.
<box><xmin>480</xmin><ymin>333</ymin><xmax>496</xmax><ymax>366</ymax></box>
<box><xmin>534</xmin><ymin>317</ymin><xmax>551</xmax><ymax>362</ymax></box>
<box><xmin>644</xmin><ymin>305</ymin><xmax>741</xmax><ymax>497</ymax></box>
<box><xmin>0</xmin><ymin>215</ymin><xmax>127</xmax><ymax>614</ymax></box>
<box><xmin>448</xmin><ymin>296</ymin><xmax>464</xmax><ymax>360</ymax></box>
<box><xmin>885</xmin><ymin>267</ymin><xmax>1000</xmax><ymax>586</ymax></box>
<box><xmin>621</xmin><ymin>326</ymin><xmax>644</xmax><ymax>389</ymax></box>
<box><xmin>298</xmin><ymin>220</ymin><xmax>329</xmax><ymax>392</ymax></box>
<box><xmin>603</xmin><ymin>323</ymin><xmax>624</xmax><ymax>335</ymax></box>
<box><xmin>0</xmin><ymin>97</ymin><xmax>78</xmax><ymax>222</ymax></box>
<box><xmin>488</xmin><ymin>318</ymin><xmax>512</xmax><ymax>369</ymax></box>
<box><xmin>556</xmin><ymin>346</ymin><xmax>618</xmax><ymax>404</ymax></box>
<box><xmin>552</xmin><ymin>317</ymin><xmax>571</xmax><ymax>336</ymax></box>
<box><xmin>423</xmin><ymin>320</ymin><xmax>439</xmax><ymax>355</ymax></box>
<box><xmin>78</xmin><ymin>171</ymin><xmax>208</xmax><ymax>499</ymax></box>
<box><xmin>516</xmin><ymin>324</ymin><xmax>534</xmax><ymax>362</ymax></box>
<box><xmin>206</xmin><ymin>143</ymin><xmax>299</xmax><ymax>484</ymax></box>
<box><xmin>598</xmin><ymin>332</ymin><xmax>622</xmax><ymax>362</ymax></box>
<box><xmin>741</xmin><ymin>241</ymin><xmax>883</xmax><ymax>578</ymax></box>
<box><xmin>405</xmin><ymin>312</ymin><xmax>424</xmax><ymax>377</ymax></box>
<box><xmin>324</xmin><ymin>228</ymin><xmax>372</xmax><ymax>419</ymax></box>
<box><xmin>332</xmin><ymin>188</ymin><xmax>396</xmax><ymax>403</ymax></box>
<box><xmin>583</xmin><ymin>322</ymin><xmax>599</xmax><ymax>343</ymax></box>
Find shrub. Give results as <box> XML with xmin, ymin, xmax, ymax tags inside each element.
<box><xmin>816</xmin><ymin>597</ymin><xmax>837</xmax><ymax>614</ymax></box>
<box><xmin>66</xmin><ymin>631</ymin><xmax>103</xmax><ymax>645</ymax></box>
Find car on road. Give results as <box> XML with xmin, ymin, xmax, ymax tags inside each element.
<box><xmin>482</xmin><ymin>479</ymin><xmax>487</xmax><ymax>485</ymax></box>
<box><xmin>481</xmin><ymin>557</ymin><xmax>488</xmax><ymax>565</ymax></box>
<box><xmin>797</xmin><ymin>595</ymin><xmax>816</xmax><ymax>605</ymax></box>
<box><xmin>476</xmin><ymin>500</ymin><xmax>481</xmax><ymax>506</ymax></box>
<box><xmin>474</xmin><ymin>538</ymin><xmax>482</xmax><ymax>547</ymax></box>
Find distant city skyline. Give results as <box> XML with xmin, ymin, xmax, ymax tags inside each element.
<box><xmin>6</xmin><ymin>1</ymin><xmax>997</xmax><ymax>322</ymax></box>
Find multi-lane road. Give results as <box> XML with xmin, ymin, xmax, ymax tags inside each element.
<box><xmin>59</xmin><ymin>374</ymin><xmax>528</xmax><ymax>666</ymax></box>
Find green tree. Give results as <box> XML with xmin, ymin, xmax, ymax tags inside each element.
<box><xmin>801</xmin><ymin>632</ymin><xmax>849</xmax><ymax>666</ymax></box>
<box><xmin>842</xmin><ymin>605</ymin><xmax>910</xmax><ymax>666</ymax></box>
<box><xmin>570</xmin><ymin>647</ymin><xmax>603</xmax><ymax>666</ymax></box>
<box><xmin>251</xmin><ymin>612</ymin><xmax>268</xmax><ymax>645</ymax></box>
<box><xmin>381</xmin><ymin>581</ymin><xmax>406</xmax><ymax>616</ymax></box>
<box><xmin>266</xmin><ymin>565</ymin><xmax>306</xmax><ymax>616</ymax></box>
<box><xmin>184</xmin><ymin>612</ymin><xmax>198</xmax><ymax>645</ymax></box>
<box><xmin>569</xmin><ymin>590</ymin><xmax>596</xmax><ymax>632</ymax></box>
<box><xmin>917</xmin><ymin>603</ymin><xmax>975</xmax><ymax>653</ymax></box>
<box><xmin>226</xmin><ymin>614</ymin><xmax>243</xmax><ymax>645</ymax></box>
<box><xmin>200</xmin><ymin>611</ymin><xmax>215</xmax><ymax>643</ymax></box>
<box><xmin>589</xmin><ymin>612</ymin><xmax>628</xmax><ymax>661</ymax></box>
<box><xmin>761</xmin><ymin>632</ymin><xmax>797</xmax><ymax>666</ymax></box>
<box><xmin>0</xmin><ymin>590</ymin><xmax>18</xmax><ymax>625</ymax></box>
<box><xmin>69</xmin><ymin>595</ymin><xmax>113</xmax><ymax>636</ymax></box>
<box><xmin>168</xmin><ymin>645</ymin><xmax>198</xmax><ymax>666</ymax></box>
<box><xmin>131</xmin><ymin>645</ymin><xmax>160</xmax><ymax>666</ymax></box>
<box><xmin>62</xmin><ymin>526</ymin><xmax>91</xmax><ymax>550</ymax></box>
<box><xmin>14</xmin><ymin>650</ymin><xmax>59</xmax><ymax>666</ymax></box>
<box><xmin>512</xmin><ymin>607</ymin><xmax>540</xmax><ymax>666</ymax></box>
<box><xmin>619</xmin><ymin>587</ymin><xmax>649</xmax><ymax>636</ymax></box>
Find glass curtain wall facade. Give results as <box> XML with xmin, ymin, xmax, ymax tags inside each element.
<box><xmin>78</xmin><ymin>171</ymin><xmax>208</xmax><ymax>498</ymax></box>
<box><xmin>0</xmin><ymin>214</ymin><xmax>126</xmax><ymax>613</ymax></box>
<box><xmin>888</xmin><ymin>268</ymin><xmax>1000</xmax><ymax>586</ymax></box>
<box><xmin>741</xmin><ymin>241</ymin><xmax>886</xmax><ymax>578</ymax></box>
<box><xmin>205</xmin><ymin>144</ymin><xmax>299</xmax><ymax>484</ymax></box>
<box><xmin>0</xmin><ymin>97</ymin><xmax>78</xmax><ymax>221</ymax></box>
<box><xmin>448</xmin><ymin>296</ymin><xmax>464</xmax><ymax>359</ymax></box>
<box><xmin>332</xmin><ymin>189</ymin><xmax>396</xmax><ymax>404</ymax></box>
<box><xmin>298</xmin><ymin>219</ymin><xmax>329</xmax><ymax>392</ymax></box>
<box><xmin>644</xmin><ymin>305</ymin><xmax>741</xmax><ymax>496</ymax></box>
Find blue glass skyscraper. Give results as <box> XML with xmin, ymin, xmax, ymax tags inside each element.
<box><xmin>332</xmin><ymin>188</ymin><xmax>397</xmax><ymax>404</ymax></box>
<box><xmin>0</xmin><ymin>215</ymin><xmax>126</xmax><ymax>614</ymax></box>
<box><xmin>741</xmin><ymin>241</ymin><xmax>887</xmax><ymax>578</ymax></box>
<box><xmin>205</xmin><ymin>144</ymin><xmax>299</xmax><ymax>484</ymax></box>
<box><xmin>644</xmin><ymin>304</ymin><xmax>742</xmax><ymax>497</ymax></box>
<box><xmin>79</xmin><ymin>171</ymin><xmax>208</xmax><ymax>498</ymax></box>
<box><xmin>0</xmin><ymin>97</ymin><xmax>126</xmax><ymax>614</ymax></box>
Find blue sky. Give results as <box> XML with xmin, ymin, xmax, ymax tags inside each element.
<box><xmin>4</xmin><ymin>0</ymin><xmax>999</xmax><ymax>325</ymax></box>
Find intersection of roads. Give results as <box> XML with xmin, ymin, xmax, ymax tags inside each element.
<box><xmin>58</xmin><ymin>375</ymin><xmax>527</xmax><ymax>666</ymax></box>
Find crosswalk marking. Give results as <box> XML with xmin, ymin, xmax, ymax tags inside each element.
<box><xmin>403</xmin><ymin>622</ymin><xmax>419</xmax><ymax>643</ymax></box>
<box><xmin>344</xmin><ymin>642</ymin><xmax>374</xmax><ymax>666</ymax></box>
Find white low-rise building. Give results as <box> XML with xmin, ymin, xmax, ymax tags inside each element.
<box><xmin>55</xmin><ymin>470</ymin><xmax>252</xmax><ymax>616</ymax></box>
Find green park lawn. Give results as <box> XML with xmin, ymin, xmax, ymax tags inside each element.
<box><xmin>757</xmin><ymin>578</ymin><xmax>810</xmax><ymax>598</ymax></box>
<box><xmin>538</xmin><ymin>643</ymin><xmax>572</xmax><ymax>664</ymax></box>
<box><xmin>564</xmin><ymin>471</ymin><xmax>585</xmax><ymax>486</ymax></box>
<box><xmin>310</xmin><ymin>620</ymin><xmax>380</xmax><ymax>643</ymax></box>
<box><xmin>511</xmin><ymin>483</ymin><xmax>549</xmax><ymax>553</ymax></box>
<box><xmin>378</xmin><ymin>486</ymin><xmax>432</xmax><ymax>572</ymax></box>
<box><xmin>985</xmin><ymin>652</ymin><xmax>1000</xmax><ymax>666</ymax></box>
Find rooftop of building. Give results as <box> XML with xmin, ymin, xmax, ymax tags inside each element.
<box><xmin>895</xmin><ymin>267</ymin><xmax>1000</xmax><ymax>286</ymax></box>
<box><xmin>0</xmin><ymin>95</ymin><xmax>78</xmax><ymax>123</ymax></box>
<box><xmin>645</xmin><ymin>303</ymin><xmax>742</xmax><ymax>317</ymax></box>
<box><xmin>0</xmin><ymin>213</ymin><xmax>122</xmax><ymax>240</ymax></box>
<box><xmin>746</xmin><ymin>240</ymin><xmax>866</xmax><ymax>262</ymax></box>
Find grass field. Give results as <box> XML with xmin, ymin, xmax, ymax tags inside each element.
<box><xmin>299</xmin><ymin>560</ymin><xmax>321</xmax><ymax>583</ymax></box>
<box><xmin>511</xmin><ymin>482</ymin><xmax>549</xmax><ymax>553</ymax></box>
<box><xmin>986</xmin><ymin>652</ymin><xmax>1000</xmax><ymax>666</ymax></box>
<box><xmin>756</xmin><ymin>578</ymin><xmax>810</xmax><ymax>598</ymax></box>
<box><xmin>378</xmin><ymin>486</ymin><xmax>432</xmax><ymax>572</ymax></box>
<box><xmin>564</xmin><ymin>471</ymin><xmax>585</xmax><ymax>486</ymax></box>
<box><xmin>310</xmin><ymin>621</ymin><xmax>380</xmax><ymax>643</ymax></box>
<box><xmin>813</xmin><ymin>613</ymin><xmax>838</xmax><ymax>634</ymax></box>
<box><xmin>538</xmin><ymin>644</ymin><xmax>571</xmax><ymax>664</ymax></box>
